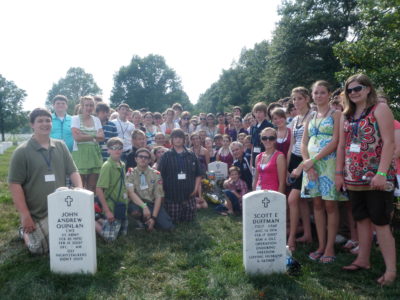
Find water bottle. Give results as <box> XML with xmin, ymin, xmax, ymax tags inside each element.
<box><xmin>286</xmin><ymin>245</ymin><xmax>293</xmax><ymax>267</ymax></box>
<box><xmin>361</xmin><ymin>175</ymin><xmax>394</xmax><ymax>192</ymax></box>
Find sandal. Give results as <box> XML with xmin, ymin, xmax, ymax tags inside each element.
<box><xmin>319</xmin><ymin>255</ymin><xmax>336</xmax><ymax>264</ymax></box>
<box><xmin>343</xmin><ymin>239</ymin><xmax>358</xmax><ymax>250</ymax></box>
<box><xmin>308</xmin><ymin>251</ymin><xmax>324</xmax><ymax>261</ymax></box>
<box><xmin>350</xmin><ymin>245</ymin><xmax>359</xmax><ymax>255</ymax></box>
<box><xmin>342</xmin><ymin>263</ymin><xmax>371</xmax><ymax>271</ymax></box>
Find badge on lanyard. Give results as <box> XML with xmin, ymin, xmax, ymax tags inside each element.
<box><xmin>45</xmin><ymin>174</ymin><xmax>56</xmax><ymax>182</ymax></box>
<box><xmin>140</xmin><ymin>173</ymin><xmax>149</xmax><ymax>190</ymax></box>
<box><xmin>253</xmin><ymin>147</ymin><xmax>261</xmax><ymax>153</ymax></box>
<box><xmin>349</xmin><ymin>143</ymin><xmax>361</xmax><ymax>153</ymax></box>
<box><xmin>178</xmin><ymin>172</ymin><xmax>187</xmax><ymax>180</ymax></box>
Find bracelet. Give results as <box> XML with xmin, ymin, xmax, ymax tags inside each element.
<box><xmin>140</xmin><ymin>203</ymin><xmax>148</xmax><ymax>209</ymax></box>
<box><xmin>311</xmin><ymin>157</ymin><xmax>318</xmax><ymax>164</ymax></box>
<box><xmin>376</xmin><ymin>171</ymin><xmax>387</xmax><ymax>177</ymax></box>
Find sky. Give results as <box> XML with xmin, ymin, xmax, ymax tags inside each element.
<box><xmin>0</xmin><ymin>0</ymin><xmax>281</xmax><ymax>111</ymax></box>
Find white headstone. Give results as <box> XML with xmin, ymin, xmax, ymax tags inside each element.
<box><xmin>208</xmin><ymin>161</ymin><xmax>228</xmax><ymax>180</ymax></box>
<box><xmin>243</xmin><ymin>190</ymin><xmax>286</xmax><ymax>274</ymax></box>
<box><xmin>48</xmin><ymin>188</ymin><xmax>97</xmax><ymax>274</ymax></box>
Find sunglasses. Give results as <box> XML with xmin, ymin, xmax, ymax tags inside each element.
<box><xmin>346</xmin><ymin>85</ymin><xmax>366</xmax><ymax>94</ymax></box>
<box><xmin>109</xmin><ymin>145</ymin><xmax>123</xmax><ymax>150</ymax></box>
<box><xmin>182</xmin><ymin>117</ymin><xmax>191</xmax><ymax>120</ymax></box>
<box><xmin>136</xmin><ymin>155</ymin><xmax>150</xmax><ymax>160</ymax></box>
<box><xmin>261</xmin><ymin>136</ymin><xmax>276</xmax><ymax>141</ymax></box>
<box><xmin>200</xmin><ymin>118</ymin><xmax>206</xmax><ymax>121</ymax></box>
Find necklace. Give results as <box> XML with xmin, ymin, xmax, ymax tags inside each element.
<box><xmin>312</xmin><ymin>107</ymin><xmax>331</xmax><ymax>144</ymax></box>
<box><xmin>295</xmin><ymin>109</ymin><xmax>310</xmax><ymax>129</ymax></box>
<box><xmin>261</xmin><ymin>150</ymin><xmax>276</xmax><ymax>165</ymax></box>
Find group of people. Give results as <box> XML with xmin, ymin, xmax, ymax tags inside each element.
<box><xmin>8</xmin><ymin>73</ymin><xmax>397</xmax><ymax>286</ymax></box>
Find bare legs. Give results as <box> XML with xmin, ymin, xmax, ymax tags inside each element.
<box><xmin>80</xmin><ymin>173</ymin><xmax>98</xmax><ymax>193</ymax></box>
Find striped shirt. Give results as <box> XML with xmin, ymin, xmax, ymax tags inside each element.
<box><xmin>157</xmin><ymin>147</ymin><xmax>202</xmax><ymax>203</ymax></box>
<box><xmin>100</xmin><ymin>121</ymin><xmax>118</xmax><ymax>161</ymax></box>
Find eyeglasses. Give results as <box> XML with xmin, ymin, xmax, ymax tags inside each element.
<box><xmin>109</xmin><ymin>145</ymin><xmax>123</xmax><ymax>150</ymax></box>
<box><xmin>261</xmin><ymin>136</ymin><xmax>276</xmax><ymax>141</ymax></box>
<box><xmin>346</xmin><ymin>85</ymin><xmax>366</xmax><ymax>94</ymax></box>
<box><xmin>137</xmin><ymin>155</ymin><xmax>150</xmax><ymax>160</ymax></box>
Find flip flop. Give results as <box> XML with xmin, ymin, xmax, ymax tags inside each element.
<box><xmin>343</xmin><ymin>239</ymin><xmax>358</xmax><ymax>250</ymax></box>
<box><xmin>342</xmin><ymin>263</ymin><xmax>371</xmax><ymax>271</ymax></box>
<box><xmin>308</xmin><ymin>251</ymin><xmax>324</xmax><ymax>261</ymax></box>
<box><xmin>319</xmin><ymin>255</ymin><xmax>336</xmax><ymax>264</ymax></box>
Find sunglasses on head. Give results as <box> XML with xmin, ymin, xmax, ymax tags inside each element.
<box><xmin>261</xmin><ymin>136</ymin><xmax>276</xmax><ymax>141</ymax></box>
<box><xmin>346</xmin><ymin>85</ymin><xmax>366</xmax><ymax>94</ymax></box>
<box><xmin>136</xmin><ymin>155</ymin><xmax>150</xmax><ymax>160</ymax></box>
<box><xmin>109</xmin><ymin>145</ymin><xmax>123</xmax><ymax>150</ymax></box>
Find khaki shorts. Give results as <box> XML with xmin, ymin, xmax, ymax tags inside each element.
<box><xmin>25</xmin><ymin>216</ymin><xmax>49</xmax><ymax>255</ymax></box>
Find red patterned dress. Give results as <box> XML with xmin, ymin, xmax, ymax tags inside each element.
<box><xmin>343</xmin><ymin>105</ymin><xmax>396</xmax><ymax>190</ymax></box>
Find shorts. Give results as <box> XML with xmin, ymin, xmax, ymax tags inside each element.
<box><xmin>164</xmin><ymin>197</ymin><xmax>197</xmax><ymax>223</ymax></box>
<box><xmin>288</xmin><ymin>153</ymin><xmax>303</xmax><ymax>190</ymax></box>
<box><xmin>25</xmin><ymin>216</ymin><xmax>49</xmax><ymax>255</ymax></box>
<box><xmin>99</xmin><ymin>219</ymin><xmax>128</xmax><ymax>241</ymax></box>
<box><xmin>348</xmin><ymin>190</ymin><xmax>394</xmax><ymax>225</ymax></box>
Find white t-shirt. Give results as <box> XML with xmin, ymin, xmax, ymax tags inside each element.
<box><xmin>71</xmin><ymin>115</ymin><xmax>102</xmax><ymax>151</ymax></box>
<box><xmin>112</xmin><ymin>118</ymin><xmax>135</xmax><ymax>152</ymax></box>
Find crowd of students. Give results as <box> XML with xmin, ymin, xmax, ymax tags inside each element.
<box><xmin>8</xmin><ymin>73</ymin><xmax>397</xmax><ymax>286</ymax></box>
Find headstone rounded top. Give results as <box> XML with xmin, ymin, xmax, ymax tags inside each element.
<box><xmin>56</xmin><ymin>187</ymin><xmax>69</xmax><ymax>192</ymax></box>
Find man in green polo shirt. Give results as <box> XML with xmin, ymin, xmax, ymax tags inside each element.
<box><xmin>126</xmin><ymin>148</ymin><xmax>174</xmax><ymax>231</ymax></box>
<box><xmin>8</xmin><ymin>108</ymin><xmax>82</xmax><ymax>255</ymax></box>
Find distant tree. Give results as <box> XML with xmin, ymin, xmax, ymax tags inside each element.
<box><xmin>46</xmin><ymin>67</ymin><xmax>102</xmax><ymax>114</ymax></box>
<box><xmin>334</xmin><ymin>0</ymin><xmax>400</xmax><ymax>103</ymax></box>
<box><xmin>0</xmin><ymin>74</ymin><xmax>28</xmax><ymax>141</ymax></box>
<box><xmin>262</xmin><ymin>0</ymin><xmax>359</xmax><ymax>100</ymax></box>
<box><xmin>111</xmin><ymin>54</ymin><xmax>192</xmax><ymax>112</ymax></box>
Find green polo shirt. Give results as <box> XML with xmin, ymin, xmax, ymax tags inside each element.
<box><xmin>97</xmin><ymin>157</ymin><xmax>127</xmax><ymax>210</ymax></box>
<box><xmin>126</xmin><ymin>166</ymin><xmax>164</xmax><ymax>203</ymax></box>
<box><xmin>8</xmin><ymin>137</ymin><xmax>78</xmax><ymax>220</ymax></box>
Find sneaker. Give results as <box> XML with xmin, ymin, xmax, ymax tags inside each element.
<box><xmin>335</xmin><ymin>234</ymin><xmax>347</xmax><ymax>244</ymax></box>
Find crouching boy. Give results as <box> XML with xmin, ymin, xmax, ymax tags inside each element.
<box><xmin>95</xmin><ymin>137</ymin><xmax>130</xmax><ymax>241</ymax></box>
<box><xmin>126</xmin><ymin>148</ymin><xmax>174</xmax><ymax>231</ymax></box>
<box><xmin>220</xmin><ymin>166</ymin><xmax>248</xmax><ymax>216</ymax></box>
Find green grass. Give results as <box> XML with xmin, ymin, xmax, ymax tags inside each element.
<box><xmin>0</xmin><ymin>146</ymin><xmax>400</xmax><ymax>299</ymax></box>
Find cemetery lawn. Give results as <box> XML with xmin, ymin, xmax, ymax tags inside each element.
<box><xmin>1</xmin><ymin>146</ymin><xmax>400</xmax><ymax>299</ymax></box>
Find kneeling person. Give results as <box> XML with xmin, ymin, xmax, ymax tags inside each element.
<box><xmin>126</xmin><ymin>148</ymin><xmax>174</xmax><ymax>231</ymax></box>
<box><xmin>8</xmin><ymin>108</ymin><xmax>82</xmax><ymax>254</ymax></box>
<box><xmin>96</xmin><ymin>137</ymin><xmax>129</xmax><ymax>241</ymax></box>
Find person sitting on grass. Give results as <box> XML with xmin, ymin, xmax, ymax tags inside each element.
<box><xmin>126</xmin><ymin>148</ymin><xmax>174</xmax><ymax>231</ymax></box>
<box><xmin>217</xmin><ymin>166</ymin><xmax>248</xmax><ymax>216</ymax></box>
<box><xmin>95</xmin><ymin>137</ymin><xmax>134</xmax><ymax>241</ymax></box>
<box><xmin>8</xmin><ymin>108</ymin><xmax>83</xmax><ymax>254</ymax></box>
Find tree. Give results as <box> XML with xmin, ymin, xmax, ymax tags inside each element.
<box><xmin>0</xmin><ymin>74</ymin><xmax>28</xmax><ymax>141</ymax></box>
<box><xmin>46</xmin><ymin>67</ymin><xmax>102</xmax><ymax>114</ymax></box>
<box><xmin>261</xmin><ymin>0</ymin><xmax>359</xmax><ymax>100</ymax></box>
<box><xmin>111</xmin><ymin>54</ymin><xmax>192</xmax><ymax>112</ymax></box>
<box><xmin>334</xmin><ymin>0</ymin><xmax>400</xmax><ymax>103</ymax></box>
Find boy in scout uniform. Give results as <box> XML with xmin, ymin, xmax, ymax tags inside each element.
<box><xmin>126</xmin><ymin>148</ymin><xmax>174</xmax><ymax>231</ymax></box>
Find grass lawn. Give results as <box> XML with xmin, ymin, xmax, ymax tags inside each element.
<box><xmin>0</xmin><ymin>146</ymin><xmax>399</xmax><ymax>299</ymax></box>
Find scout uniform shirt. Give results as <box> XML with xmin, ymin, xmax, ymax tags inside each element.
<box><xmin>125</xmin><ymin>166</ymin><xmax>164</xmax><ymax>203</ymax></box>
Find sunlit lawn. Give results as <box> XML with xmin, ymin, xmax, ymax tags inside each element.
<box><xmin>1</xmin><ymin>146</ymin><xmax>399</xmax><ymax>299</ymax></box>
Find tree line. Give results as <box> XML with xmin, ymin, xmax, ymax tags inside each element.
<box><xmin>1</xmin><ymin>0</ymin><xmax>398</xmax><ymax>140</ymax></box>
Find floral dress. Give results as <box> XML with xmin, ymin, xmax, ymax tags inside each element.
<box><xmin>301</xmin><ymin>112</ymin><xmax>347</xmax><ymax>201</ymax></box>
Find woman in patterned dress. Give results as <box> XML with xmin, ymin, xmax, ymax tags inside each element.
<box><xmin>336</xmin><ymin>74</ymin><xmax>396</xmax><ymax>285</ymax></box>
<box><xmin>299</xmin><ymin>81</ymin><xmax>346</xmax><ymax>263</ymax></box>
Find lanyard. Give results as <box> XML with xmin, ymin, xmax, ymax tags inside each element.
<box><xmin>350</xmin><ymin>109</ymin><xmax>366</xmax><ymax>140</ymax></box>
<box><xmin>40</xmin><ymin>149</ymin><xmax>52</xmax><ymax>170</ymax></box>
<box><xmin>176</xmin><ymin>152</ymin><xmax>185</xmax><ymax>173</ymax></box>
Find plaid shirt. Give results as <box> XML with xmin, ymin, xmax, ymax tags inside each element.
<box><xmin>100</xmin><ymin>121</ymin><xmax>118</xmax><ymax>161</ymax></box>
<box><xmin>224</xmin><ymin>178</ymin><xmax>248</xmax><ymax>199</ymax></box>
<box><xmin>158</xmin><ymin>147</ymin><xmax>201</xmax><ymax>203</ymax></box>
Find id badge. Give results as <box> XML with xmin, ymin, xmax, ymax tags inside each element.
<box><xmin>178</xmin><ymin>173</ymin><xmax>187</xmax><ymax>180</ymax></box>
<box><xmin>45</xmin><ymin>174</ymin><xmax>56</xmax><ymax>182</ymax></box>
<box><xmin>253</xmin><ymin>147</ymin><xmax>261</xmax><ymax>153</ymax></box>
<box><xmin>349</xmin><ymin>143</ymin><xmax>361</xmax><ymax>153</ymax></box>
